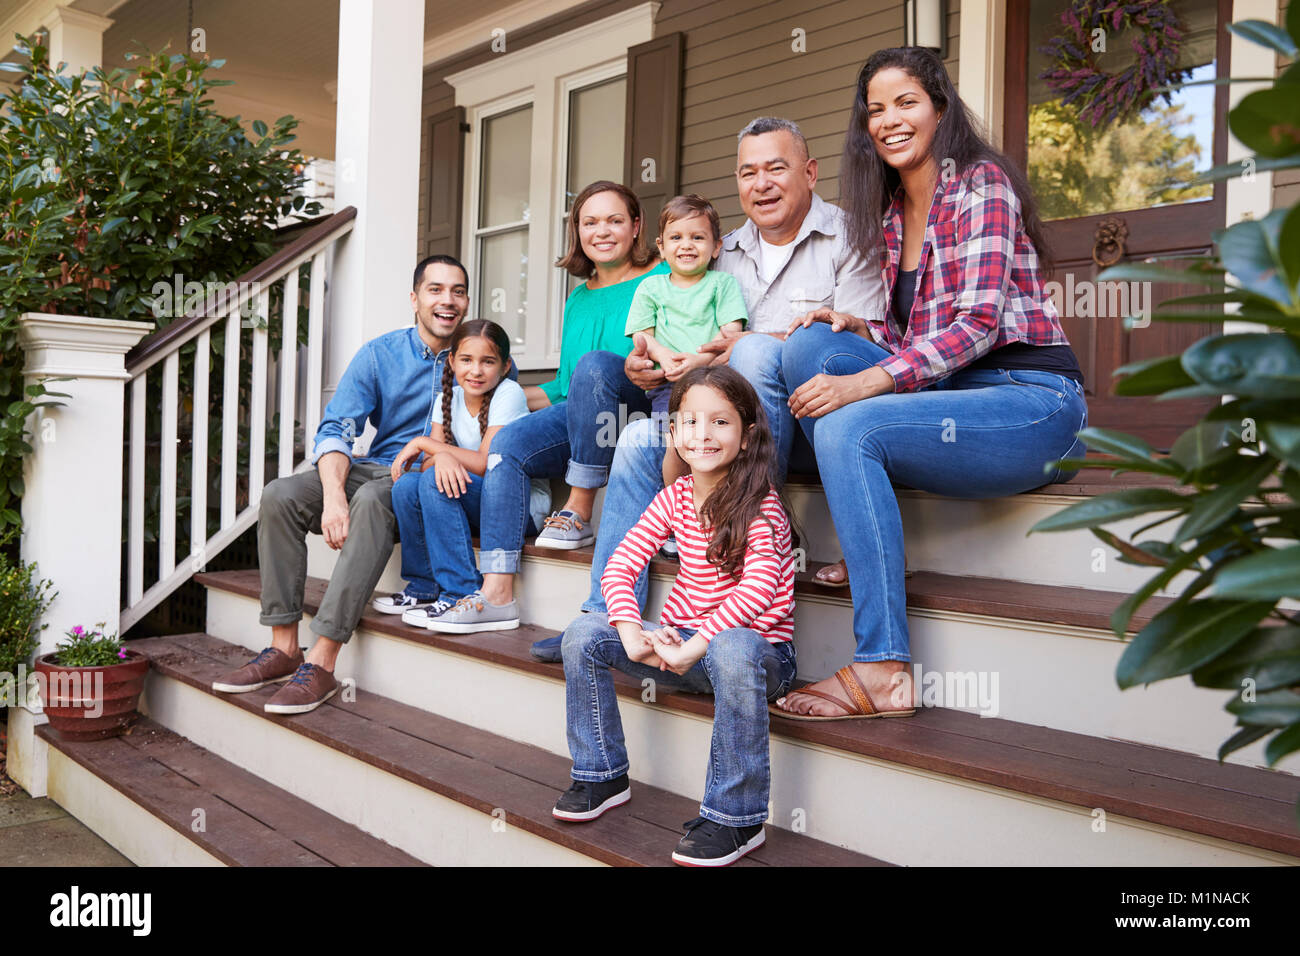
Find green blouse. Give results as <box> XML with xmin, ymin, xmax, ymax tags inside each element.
<box><xmin>539</xmin><ymin>260</ymin><xmax>670</xmax><ymax>404</ymax></box>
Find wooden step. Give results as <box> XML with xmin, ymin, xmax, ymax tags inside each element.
<box><xmin>37</xmin><ymin>718</ymin><xmax>423</xmax><ymax>866</ymax></box>
<box><xmin>134</xmin><ymin>632</ymin><xmax>884</xmax><ymax>867</ymax></box>
<box><xmin>195</xmin><ymin>570</ymin><xmax>1300</xmax><ymax>861</ymax></box>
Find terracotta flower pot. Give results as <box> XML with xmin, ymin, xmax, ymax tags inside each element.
<box><xmin>34</xmin><ymin>649</ymin><xmax>149</xmax><ymax>742</ymax></box>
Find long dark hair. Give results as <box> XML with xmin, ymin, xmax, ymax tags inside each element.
<box><xmin>667</xmin><ymin>366</ymin><xmax>786</xmax><ymax>578</ymax></box>
<box><xmin>841</xmin><ymin>47</ymin><xmax>1052</xmax><ymax>273</ymax></box>
<box><xmin>440</xmin><ymin>319</ymin><xmax>510</xmax><ymax>447</ymax></box>
<box><xmin>555</xmin><ymin>181</ymin><xmax>657</xmax><ymax>278</ymax></box>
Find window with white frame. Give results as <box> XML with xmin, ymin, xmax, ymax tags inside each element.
<box><xmin>446</xmin><ymin>4</ymin><xmax>654</xmax><ymax>370</ymax></box>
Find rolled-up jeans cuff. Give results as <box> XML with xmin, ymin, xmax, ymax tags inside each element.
<box><xmin>480</xmin><ymin>546</ymin><xmax>521</xmax><ymax>574</ymax></box>
<box><xmin>259</xmin><ymin>610</ymin><xmax>303</xmax><ymax>627</ymax></box>
<box><xmin>309</xmin><ymin>617</ymin><xmax>354</xmax><ymax>644</ymax></box>
<box><xmin>565</xmin><ymin>459</ymin><xmax>608</xmax><ymax>490</ymax></box>
<box><xmin>579</xmin><ymin>598</ymin><xmax>606</xmax><ymax>615</ymax></box>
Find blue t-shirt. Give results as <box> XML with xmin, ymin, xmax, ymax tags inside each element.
<box><xmin>432</xmin><ymin>378</ymin><xmax>551</xmax><ymax>530</ymax></box>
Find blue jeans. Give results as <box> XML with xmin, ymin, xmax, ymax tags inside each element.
<box><xmin>481</xmin><ymin>351</ymin><xmax>650</xmax><ymax>573</ymax></box>
<box><xmin>781</xmin><ymin>322</ymin><xmax>1089</xmax><ymax>661</ymax></box>
<box><xmin>392</xmin><ymin>469</ymin><xmax>538</xmax><ymax>601</ymax></box>
<box><xmin>561</xmin><ymin>612</ymin><xmax>796</xmax><ymax>826</ymax></box>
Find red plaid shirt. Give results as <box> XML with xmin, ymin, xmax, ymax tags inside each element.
<box><xmin>870</xmin><ymin>161</ymin><xmax>1068</xmax><ymax>393</ymax></box>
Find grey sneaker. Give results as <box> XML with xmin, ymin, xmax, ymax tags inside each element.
<box><xmin>401</xmin><ymin>597</ymin><xmax>455</xmax><ymax>628</ymax></box>
<box><xmin>534</xmin><ymin>510</ymin><xmax>595</xmax><ymax>550</ymax></box>
<box><xmin>425</xmin><ymin>591</ymin><xmax>520</xmax><ymax>634</ymax></box>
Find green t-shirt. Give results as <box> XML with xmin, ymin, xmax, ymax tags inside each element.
<box><xmin>539</xmin><ymin>261</ymin><xmax>670</xmax><ymax>404</ymax></box>
<box><xmin>624</xmin><ymin>269</ymin><xmax>748</xmax><ymax>358</ymax></box>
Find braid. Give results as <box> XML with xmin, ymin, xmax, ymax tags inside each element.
<box><xmin>440</xmin><ymin>359</ymin><xmax>458</xmax><ymax>447</ymax></box>
<box><xmin>478</xmin><ymin>389</ymin><xmax>492</xmax><ymax>442</ymax></box>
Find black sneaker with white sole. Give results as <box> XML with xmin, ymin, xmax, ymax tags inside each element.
<box><xmin>551</xmin><ymin>774</ymin><xmax>631</xmax><ymax>822</ymax></box>
<box><xmin>671</xmin><ymin>816</ymin><xmax>765</xmax><ymax>866</ymax></box>
<box><xmin>372</xmin><ymin>589</ymin><xmax>438</xmax><ymax>615</ymax></box>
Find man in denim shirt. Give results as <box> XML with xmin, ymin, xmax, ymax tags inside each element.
<box><xmin>211</xmin><ymin>255</ymin><xmax>472</xmax><ymax>714</ymax></box>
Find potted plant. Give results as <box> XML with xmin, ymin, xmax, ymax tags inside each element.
<box><xmin>34</xmin><ymin>624</ymin><xmax>148</xmax><ymax>741</ymax></box>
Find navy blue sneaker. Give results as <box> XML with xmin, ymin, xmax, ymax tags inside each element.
<box><xmin>530</xmin><ymin>634</ymin><xmax>563</xmax><ymax>663</ymax></box>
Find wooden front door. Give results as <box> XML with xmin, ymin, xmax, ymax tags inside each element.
<box><xmin>1004</xmin><ymin>0</ymin><xmax>1232</xmax><ymax>449</ymax></box>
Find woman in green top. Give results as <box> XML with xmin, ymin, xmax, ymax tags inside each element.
<box><xmin>451</xmin><ymin>181</ymin><xmax>666</xmax><ymax>626</ymax></box>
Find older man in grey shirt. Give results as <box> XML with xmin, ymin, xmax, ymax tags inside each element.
<box><xmin>529</xmin><ymin>117</ymin><xmax>884</xmax><ymax>661</ymax></box>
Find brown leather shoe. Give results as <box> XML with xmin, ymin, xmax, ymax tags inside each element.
<box><xmin>264</xmin><ymin>662</ymin><xmax>338</xmax><ymax>715</ymax></box>
<box><xmin>212</xmin><ymin>646</ymin><xmax>303</xmax><ymax>693</ymax></box>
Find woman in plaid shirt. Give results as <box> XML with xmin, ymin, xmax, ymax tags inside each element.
<box><xmin>772</xmin><ymin>47</ymin><xmax>1088</xmax><ymax>721</ymax></box>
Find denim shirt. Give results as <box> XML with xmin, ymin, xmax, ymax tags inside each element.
<box><xmin>717</xmin><ymin>193</ymin><xmax>886</xmax><ymax>334</ymax></box>
<box><xmin>310</xmin><ymin>325</ymin><xmax>520</xmax><ymax>467</ymax></box>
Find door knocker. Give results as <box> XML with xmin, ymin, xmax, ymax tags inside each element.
<box><xmin>1092</xmin><ymin>217</ymin><xmax>1129</xmax><ymax>268</ymax></box>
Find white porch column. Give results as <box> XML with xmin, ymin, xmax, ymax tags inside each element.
<box><xmin>9</xmin><ymin>313</ymin><xmax>149</xmax><ymax>796</ymax></box>
<box><xmin>18</xmin><ymin>315</ymin><xmax>151</xmax><ymax>650</ymax></box>
<box><xmin>44</xmin><ymin>5</ymin><xmax>113</xmax><ymax>75</ymax></box>
<box><xmin>327</xmin><ymin>0</ymin><xmax>425</xmax><ymax>401</ymax></box>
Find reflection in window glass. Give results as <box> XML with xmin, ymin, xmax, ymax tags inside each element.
<box><xmin>1026</xmin><ymin>0</ymin><xmax>1216</xmax><ymax>221</ymax></box>
<box><xmin>479</xmin><ymin>106</ymin><xmax>533</xmax><ymax>227</ymax></box>
<box><xmin>478</xmin><ymin>230</ymin><xmax>529</xmax><ymax>349</ymax></box>
<box><xmin>562</xmin><ymin>78</ymin><xmax>627</xmax><ymax>298</ymax></box>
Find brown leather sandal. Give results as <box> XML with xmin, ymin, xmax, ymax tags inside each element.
<box><xmin>770</xmin><ymin>665</ymin><xmax>916</xmax><ymax>721</ymax></box>
<box><xmin>812</xmin><ymin>557</ymin><xmax>914</xmax><ymax>589</ymax></box>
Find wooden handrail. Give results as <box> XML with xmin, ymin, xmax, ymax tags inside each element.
<box><xmin>125</xmin><ymin>206</ymin><xmax>357</xmax><ymax>374</ymax></box>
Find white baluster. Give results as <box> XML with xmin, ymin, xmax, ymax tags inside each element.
<box><xmin>190</xmin><ymin>329</ymin><xmax>210</xmax><ymax>570</ymax></box>
<box><xmin>305</xmin><ymin>250</ymin><xmax>326</xmax><ymax>459</ymax></box>
<box><xmin>159</xmin><ymin>351</ymin><xmax>179</xmax><ymax>579</ymax></box>
<box><xmin>279</xmin><ymin>267</ymin><xmax>300</xmax><ymax>477</ymax></box>
<box><xmin>249</xmin><ymin>289</ymin><xmax>270</xmax><ymax>508</ymax></box>
<box><xmin>221</xmin><ymin>311</ymin><xmax>240</xmax><ymax>529</ymax></box>
<box><xmin>128</xmin><ymin>374</ymin><xmax>146</xmax><ymax>605</ymax></box>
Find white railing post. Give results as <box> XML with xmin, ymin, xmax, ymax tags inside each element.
<box><xmin>10</xmin><ymin>313</ymin><xmax>151</xmax><ymax>796</ymax></box>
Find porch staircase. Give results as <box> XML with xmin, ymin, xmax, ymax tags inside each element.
<box><xmin>32</xmin><ymin>470</ymin><xmax>1300</xmax><ymax>866</ymax></box>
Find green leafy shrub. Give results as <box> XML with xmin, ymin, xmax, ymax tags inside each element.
<box><xmin>1032</xmin><ymin>10</ymin><xmax>1300</xmax><ymax>804</ymax></box>
<box><xmin>0</xmin><ymin>532</ymin><xmax>55</xmax><ymax>697</ymax></box>
<box><xmin>0</xmin><ymin>35</ymin><xmax>320</xmax><ymax>538</ymax></box>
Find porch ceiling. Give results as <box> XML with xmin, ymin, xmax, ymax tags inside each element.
<box><xmin>91</xmin><ymin>0</ymin><xmax>526</xmax><ymax>159</ymax></box>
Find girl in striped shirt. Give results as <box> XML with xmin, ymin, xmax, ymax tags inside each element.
<box><xmin>551</xmin><ymin>365</ymin><xmax>796</xmax><ymax>867</ymax></box>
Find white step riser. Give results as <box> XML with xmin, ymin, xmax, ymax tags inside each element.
<box><xmin>203</xmin><ymin>588</ymin><xmax>1295</xmax><ymax>865</ymax></box>
<box><xmin>137</xmin><ymin>675</ymin><xmax>603</xmax><ymax>867</ymax></box>
<box><xmin>45</xmin><ymin>748</ymin><xmax>224</xmax><ymax>866</ymax></box>
<box><xmin>291</xmin><ymin>555</ymin><xmax>1290</xmax><ymax>769</ymax></box>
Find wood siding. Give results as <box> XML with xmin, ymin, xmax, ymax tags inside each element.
<box><xmin>418</xmin><ymin>0</ymin><xmax>962</xmax><ymax>251</ymax></box>
<box><xmin>660</xmin><ymin>0</ymin><xmax>960</xmax><ymax>233</ymax></box>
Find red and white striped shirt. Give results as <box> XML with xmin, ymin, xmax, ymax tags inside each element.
<box><xmin>601</xmin><ymin>476</ymin><xmax>795</xmax><ymax>643</ymax></box>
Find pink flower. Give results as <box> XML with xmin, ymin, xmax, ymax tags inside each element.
<box><xmin>72</xmin><ymin>625</ymin><xmax>83</xmax><ymax>636</ymax></box>
<box><xmin>118</xmin><ymin>649</ymin><xmax>127</xmax><ymax>659</ymax></box>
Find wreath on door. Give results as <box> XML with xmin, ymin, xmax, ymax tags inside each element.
<box><xmin>1038</xmin><ymin>0</ymin><xmax>1195</xmax><ymax>129</ymax></box>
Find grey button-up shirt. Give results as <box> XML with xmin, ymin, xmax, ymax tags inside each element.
<box><xmin>717</xmin><ymin>193</ymin><xmax>887</xmax><ymax>334</ymax></box>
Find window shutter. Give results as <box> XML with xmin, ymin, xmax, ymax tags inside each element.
<box><xmin>421</xmin><ymin>106</ymin><xmax>466</xmax><ymax>258</ymax></box>
<box><xmin>623</xmin><ymin>32</ymin><xmax>683</xmax><ymax>247</ymax></box>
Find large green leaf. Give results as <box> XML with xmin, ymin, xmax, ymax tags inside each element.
<box><xmin>1227</xmin><ymin>19</ymin><xmax>1299</xmax><ymax>56</ymax></box>
<box><xmin>1213</xmin><ymin>545</ymin><xmax>1300</xmax><ymax>599</ymax></box>
<box><xmin>1213</xmin><ymin>211</ymin><xmax>1293</xmax><ymax>304</ymax></box>
<box><xmin>1071</xmin><ymin>427</ymin><xmax>1162</xmax><ymax>465</ymax></box>
<box><xmin>1109</xmin><ymin>531</ymin><xmax>1233</xmax><ymax>637</ymax></box>
<box><xmin>1192</xmin><ymin>626</ymin><xmax>1300</xmax><ymax>690</ymax></box>
<box><xmin>1173</xmin><ymin>456</ymin><xmax>1277</xmax><ymax>545</ymax></box>
<box><xmin>1218</xmin><ymin>725</ymin><xmax>1272</xmax><ymax>761</ymax></box>
<box><xmin>1029</xmin><ymin>488</ymin><xmax>1188</xmax><ymax>534</ymax></box>
<box><xmin>1096</xmin><ymin>263</ymin><xmax>1226</xmax><ymax>288</ymax></box>
<box><xmin>1117</xmin><ymin>599</ymin><xmax>1274</xmax><ymax>688</ymax></box>
<box><xmin>1281</xmin><ymin>203</ymin><xmax>1300</xmax><ymax>298</ymax></box>
<box><xmin>1261</xmin><ymin>421</ymin><xmax>1300</xmax><ymax>470</ymax></box>
<box><xmin>1113</xmin><ymin>354</ymin><xmax>1196</xmax><ymax>396</ymax></box>
<box><xmin>1227</xmin><ymin>688</ymin><xmax>1300</xmax><ymax>727</ymax></box>
<box><xmin>1229</xmin><ymin>88</ymin><xmax>1300</xmax><ymax>158</ymax></box>
<box><xmin>1264</xmin><ymin>723</ymin><xmax>1300</xmax><ymax>765</ymax></box>
<box><xmin>1168</xmin><ymin>421</ymin><xmax>1230</xmax><ymax>470</ymax></box>
<box><xmin>1181</xmin><ymin>333</ymin><xmax>1300</xmax><ymax>398</ymax></box>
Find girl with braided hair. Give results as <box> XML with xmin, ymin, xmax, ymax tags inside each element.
<box><xmin>389</xmin><ymin>320</ymin><xmax>550</xmax><ymax>633</ymax></box>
